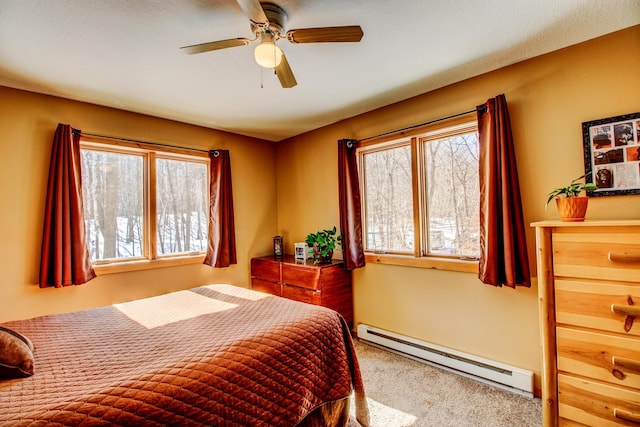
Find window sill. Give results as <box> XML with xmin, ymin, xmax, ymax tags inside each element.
<box><xmin>364</xmin><ymin>253</ymin><xmax>479</xmax><ymax>273</ymax></box>
<box><xmin>93</xmin><ymin>254</ymin><xmax>206</xmax><ymax>275</ymax></box>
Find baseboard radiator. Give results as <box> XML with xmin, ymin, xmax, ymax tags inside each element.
<box><xmin>357</xmin><ymin>324</ymin><xmax>534</xmax><ymax>397</ymax></box>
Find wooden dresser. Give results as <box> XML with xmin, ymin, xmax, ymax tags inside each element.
<box><xmin>532</xmin><ymin>220</ymin><xmax>640</xmax><ymax>426</ymax></box>
<box><xmin>250</xmin><ymin>255</ymin><xmax>353</xmax><ymax>326</ymax></box>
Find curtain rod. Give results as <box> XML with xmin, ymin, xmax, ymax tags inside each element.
<box><xmin>357</xmin><ymin>105</ymin><xmax>487</xmax><ymax>143</ymax></box>
<box><xmin>74</xmin><ymin>130</ymin><xmax>210</xmax><ymax>153</ymax></box>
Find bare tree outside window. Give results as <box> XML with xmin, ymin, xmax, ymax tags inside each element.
<box><xmin>425</xmin><ymin>132</ymin><xmax>479</xmax><ymax>258</ymax></box>
<box><xmin>156</xmin><ymin>158</ymin><xmax>208</xmax><ymax>255</ymax></box>
<box><xmin>80</xmin><ymin>143</ymin><xmax>208</xmax><ymax>264</ymax></box>
<box><xmin>363</xmin><ymin>144</ymin><xmax>413</xmax><ymax>252</ymax></box>
<box><xmin>81</xmin><ymin>150</ymin><xmax>144</xmax><ymax>261</ymax></box>
<box><xmin>358</xmin><ymin>120</ymin><xmax>479</xmax><ymax>260</ymax></box>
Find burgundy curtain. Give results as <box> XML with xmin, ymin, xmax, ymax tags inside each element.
<box><xmin>338</xmin><ymin>139</ymin><xmax>365</xmax><ymax>270</ymax></box>
<box><xmin>39</xmin><ymin>124</ymin><xmax>96</xmax><ymax>288</ymax></box>
<box><xmin>477</xmin><ymin>95</ymin><xmax>530</xmax><ymax>288</ymax></box>
<box><xmin>203</xmin><ymin>149</ymin><xmax>237</xmax><ymax>268</ymax></box>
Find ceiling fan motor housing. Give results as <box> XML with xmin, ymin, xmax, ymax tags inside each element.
<box><xmin>251</xmin><ymin>2</ymin><xmax>288</xmax><ymax>35</ymax></box>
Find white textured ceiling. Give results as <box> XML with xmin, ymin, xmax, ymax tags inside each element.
<box><xmin>0</xmin><ymin>0</ymin><xmax>638</xmax><ymax>141</ymax></box>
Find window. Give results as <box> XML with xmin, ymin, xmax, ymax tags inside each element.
<box><xmin>358</xmin><ymin>115</ymin><xmax>479</xmax><ymax>271</ymax></box>
<box><xmin>80</xmin><ymin>137</ymin><xmax>208</xmax><ymax>270</ymax></box>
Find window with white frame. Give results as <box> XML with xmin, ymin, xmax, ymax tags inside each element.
<box><xmin>80</xmin><ymin>138</ymin><xmax>209</xmax><ymax>264</ymax></box>
<box><xmin>357</xmin><ymin>116</ymin><xmax>480</xmax><ymax>262</ymax></box>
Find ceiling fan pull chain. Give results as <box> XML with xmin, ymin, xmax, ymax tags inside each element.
<box><xmin>273</xmin><ymin>42</ymin><xmax>278</xmax><ymax>70</ymax></box>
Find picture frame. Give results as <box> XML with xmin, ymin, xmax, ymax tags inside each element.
<box><xmin>582</xmin><ymin>112</ymin><xmax>640</xmax><ymax>197</ymax></box>
<box><xmin>273</xmin><ymin>235</ymin><xmax>284</xmax><ymax>259</ymax></box>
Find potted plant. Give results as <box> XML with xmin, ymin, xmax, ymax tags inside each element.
<box><xmin>545</xmin><ymin>173</ymin><xmax>598</xmax><ymax>222</ymax></box>
<box><xmin>305</xmin><ymin>226</ymin><xmax>342</xmax><ymax>264</ymax></box>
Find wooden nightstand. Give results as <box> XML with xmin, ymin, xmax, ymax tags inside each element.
<box><xmin>250</xmin><ymin>255</ymin><xmax>353</xmax><ymax>326</ymax></box>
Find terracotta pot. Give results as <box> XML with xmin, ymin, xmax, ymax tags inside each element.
<box><xmin>556</xmin><ymin>197</ymin><xmax>589</xmax><ymax>222</ymax></box>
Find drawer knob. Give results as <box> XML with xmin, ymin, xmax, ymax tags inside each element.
<box><xmin>611</xmin><ymin>304</ymin><xmax>638</xmax><ymax>332</ymax></box>
<box><xmin>614</xmin><ymin>408</ymin><xmax>640</xmax><ymax>423</ymax></box>
<box><xmin>611</xmin><ymin>304</ymin><xmax>640</xmax><ymax>317</ymax></box>
<box><xmin>608</xmin><ymin>251</ymin><xmax>640</xmax><ymax>264</ymax></box>
<box><xmin>611</xmin><ymin>304</ymin><xmax>640</xmax><ymax>316</ymax></box>
<box><xmin>612</xmin><ymin>356</ymin><xmax>640</xmax><ymax>375</ymax></box>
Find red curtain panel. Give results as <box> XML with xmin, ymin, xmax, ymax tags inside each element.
<box><xmin>338</xmin><ymin>139</ymin><xmax>365</xmax><ymax>270</ymax></box>
<box><xmin>477</xmin><ymin>95</ymin><xmax>530</xmax><ymax>288</ymax></box>
<box><xmin>203</xmin><ymin>150</ymin><xmax>237</xmax><ymax>268</ymax></box>
<box><xmin>39</xmin><ymin>124</ymin><xmax>95</xmax><ymax>288</ymax></box>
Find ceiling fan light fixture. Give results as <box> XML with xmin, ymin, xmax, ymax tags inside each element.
<box><xmin>254</xmin><ymin>40</ymin><xmax>283</xmax><ymax>68</ymax></box>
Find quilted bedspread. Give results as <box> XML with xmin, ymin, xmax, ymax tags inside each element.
<box><xmin>0</xmin><ymin>284</ymin><xmax>369</xmax><ymax>426</ymax></box>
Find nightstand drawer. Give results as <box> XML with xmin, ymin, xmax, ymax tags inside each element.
<box><xmin>557</xmin><ymin>327</ymin><xmax>640</xmax><ymax>390</ymax></box>
<box><xmin>250</xmin><ymin>255</ymin><xmax>352</xmax><ymax>326</ymax></box>
<box><xmin>552</xmin><ymin>227</ymin><xmax>640</xmax><ymax>283</ymax></box>
<box><xmin>283</xmin><ymin>284</ymin><xmax>321</xmax><ymax>305</ymax></box>
<box><xmin>282</xmin><ymin>265</ymin><xmax>321</xmax><ymax>290</ymax></box>
<box><xmin>251</xmin><ymin>257</ymin><xmax>280</xmax><ymax>282</ymax></box>
<box><xmin>251</xmin><ymin>278</ymin><xmax>281</xmax><ymax>296</ymax></box>
<box><xmin>558</xmin><ymin>374</ymin><xmax>640</xmax><ymax>426</ymax></box>
<box><xmin>555</xmin><ymin>279</ymin><xmax>640</xmax><ymax>336</ymax></box>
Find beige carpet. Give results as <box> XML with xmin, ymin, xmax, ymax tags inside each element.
<box><xmin>349</xmin><ymin>340</ymin><xmax>542</xmax><ymax>427</ymax></box>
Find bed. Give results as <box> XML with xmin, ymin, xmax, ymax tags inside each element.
<box><xmin>0</xmin><ymin>284</ymin><xmax>369</xmax><ymax>426</ymax></box>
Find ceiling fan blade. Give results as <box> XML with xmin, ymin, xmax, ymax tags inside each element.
<box><xmin>275</xmin><ymin>53</ymin><xmax>297</xmax><ymax>88</ymax></box>
<box><xmin>181</xmin><ymin>38</ymin><xmax>251</xmax><ymax>55</ymax></box>
<box><xmin>286</xmin><ymin>26</ymin><xmax>363</xmax><ymax>44</ymax></box>
<box><xmin>236</xmin><ymin>0</ymin><xmax>268</xmax><ymax>26</ymax></box>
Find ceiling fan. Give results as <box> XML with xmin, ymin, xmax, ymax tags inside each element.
<box><xmin>180</xmin><ymin>0</ymin><xmax>364</xmax><ymax>88</ymax></box>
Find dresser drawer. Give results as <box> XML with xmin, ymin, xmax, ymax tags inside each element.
<box><xmin>282</xmin><ymin>264</ymin><xmax>321</xmax><ymax>290</ymax></box>
<box><xmin>558</xmin><ymin>374</ymin><xmax>640</xmax><ymax>426</ymax></box>
<box><xmin>555</xmin><ymin>279</ymin><xmax>640</xmax><ymax>336</ymax></box>
<box><xmin>251</xmin><ymin>257</ymin><xmax>280</xmax><ymax>282</ymax></box>
<box><xmin>250</xmin><ymin>256</ymin><xmax>353</xmax><ymax>326</ymax></box>
<box><xmin>251</xmin><ymin>278</ymin><xmax>282</xmax><ymax>296</ymax></box>
<box><xmin>283</xmin><ymin>284</ymin><xmax>321</xmax><ymax>305</ymax></box>
<box><xmin>557</xmin><ymin>327</ymin><xmax>640</xmax><ymax>390</ymax></box>
<box><xmin>552</xmin><ymin>227</ymin><xmax>640</xmax><ymax>283</ymax></box>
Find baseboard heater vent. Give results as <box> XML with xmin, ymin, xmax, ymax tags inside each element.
<box><xmin>357</xmin><ymin>324</ymin><xmax>533</xmax><ymax>397</ymax></box>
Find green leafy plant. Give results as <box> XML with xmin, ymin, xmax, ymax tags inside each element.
<box><xmin>305</xmin><ymin>226</ymin><xmax>342</xmax><ymax>263</ymax></box>
<box><xmin>545</xmin><ymin>172</ymin><xmax>598</xmax><ymax>209</ymax></box>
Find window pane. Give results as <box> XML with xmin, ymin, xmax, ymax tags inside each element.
<box><xmin>156</xmin><ymin>158</ymin><xmax>208</xmax><ymax>255</ymax></box>
<box><xmin>425</xmin><ymin>132</ymin><xmax>479</xmax><ymax>258</ymax></box>
<box><xmin>363</xmin><ymin>145</ymin><xmax>414</xmax><ymax>252</ymax></box>
<box><xmin>81</xmin><ymin>150</ymin><xmax>144</xmax><ymax>261</ymax></box>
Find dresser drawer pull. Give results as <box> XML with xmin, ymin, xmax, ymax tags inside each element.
<box><xmin>612</xmin><ymin>356</ymin><xmax>640</xmax><ymax>374</ymax></box>
<box><xmin>612</xmin><ymin>304</ymin><xmax>638</xmax><ymax>332</ymax></box>
<box><xmin>614</xmin><ymin>408</ymin><xmax>640</xmax><ymax>424</ymax></box>
<box><xmin>608</xmin><ymin>251</ymin><xmax>640</xmax><ymax>264</ymax></box>
<box><xmin>611</xmin><ymin>304</ymin><xmax>640</xmax><ymax>317</ymax></box>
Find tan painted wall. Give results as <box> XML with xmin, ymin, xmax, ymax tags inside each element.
<box><xmin>276</xmin><ymin>26</ymin><xmax>640</xmax><ymax>389</ymax></box>
<box><xmin>0</xmin><ymin>86</ymin><xmax>277</xmax><ymax>322</ymax></box>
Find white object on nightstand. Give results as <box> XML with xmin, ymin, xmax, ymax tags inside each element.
<box><xmin>294</xmin><ymin>242</ymin><xmax>310</xmax><ymax>260</ymax></box>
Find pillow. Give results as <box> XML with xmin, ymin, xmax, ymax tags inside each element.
<box><xmin>0</xmin><ymin>326</ymin><xmax>35</xmax><ymax>379</ymax></box>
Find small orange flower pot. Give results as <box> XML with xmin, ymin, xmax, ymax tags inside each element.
<box><xmin>556</xmin><ymin>197</ymin><xmax>589</xmax><ymax>222</ymax></box>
